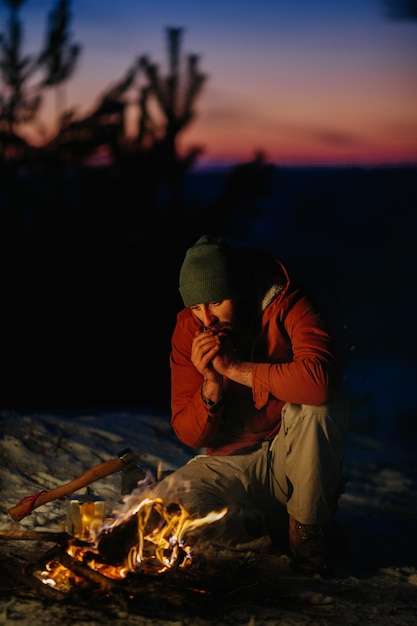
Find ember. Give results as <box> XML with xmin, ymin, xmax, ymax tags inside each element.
<box><xmin>35</xmin><ymin>558</ymin><xmax>84</xmax><ymax>593</ymax></box>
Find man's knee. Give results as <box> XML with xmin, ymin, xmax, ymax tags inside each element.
<box><xmin>282</xmin><ymin>391</ymin><xmax>349</xmax><ymax>434</ymax></box>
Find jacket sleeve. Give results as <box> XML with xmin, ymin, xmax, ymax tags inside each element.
<box><xmin>170</xmin><ymin>312</ymin><xmax>225</xmax><ymax>449</ymax></box>
<box><xmin>252</xmin><ymin>290</ymin><xmax>340</xmax><ymax>409</ymax></box>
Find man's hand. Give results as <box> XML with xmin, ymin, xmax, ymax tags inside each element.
<box><xmin>210</xmin><ymin>330</ymin><xmax>253</xmax><ymax>389</ymax></box>
<box><xmin>211</xmin><ymin>331</ymin><xmax>237</xmax><ymax>376</ymax></box>
<box><xmin>192</xmin><ymin>327</ymin><xmax>253</xmax><ymax>393</ymax></box>
<box><xmin>191</xmin><ymin>328</ymin><xmax>225</xmax><ymax>406</ymax></box>
<box><xmin>191</xmin><ymin>328</ymin><xmax>223</xmax><ymax>382</ymax></box>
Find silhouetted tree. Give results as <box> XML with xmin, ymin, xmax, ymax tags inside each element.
<box><xmin>45</xmin><ymin>63</ymin><xmax>137</xmax><ymax>161</ymax></box>
<box><xmin>206</xmin><ymin>151</ymin><xmax>276</xmax><ymax>235</ymax></box>
<box><xmin>0</xmin><ymin>0</ymin><xmax>40</xmax><ymax>158</ymax></box>
<box><xmin>138</xmin><ymin>27</ymin><xmax>207</xmax><ymax>225</ymax></box>
<box><xmin>37</xmin><ymin>0</ymin><xmax>81</xmax><ymax>128</ymax></box>
<box><xmin>0</xmin><ymin>0</ymin><xmax>81</xmax><ymax>159</ymax></box>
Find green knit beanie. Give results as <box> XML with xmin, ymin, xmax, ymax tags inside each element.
<box><xmin>179</xmin><ymin>235</ymin><xmax>241</xmax><ymax>307</ymax></box>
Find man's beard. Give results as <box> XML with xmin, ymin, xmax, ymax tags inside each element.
<box><xmin>202</xmin><ymin>297</ymin><xmax>256</xmax><ymax>345</ymax></box>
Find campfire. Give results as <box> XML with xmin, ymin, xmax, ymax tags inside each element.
<box><xmin>2</xmin><ymin>491</ymin><xmax>256</xmax><ymax>620</ymax></box>
<box><xmin>34</xmin><ymin>488</ymin><xmax>227</xmax><ymax>591</ymax></box>
<box><xmin>2</xmin><ymin>449</ymin><xmax>270</xmax><ymax>619</ymax></box>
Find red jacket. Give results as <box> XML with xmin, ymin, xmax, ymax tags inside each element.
<box><xmin>170</xmin><ymin>251</ymin><xmax>340</xmax><ymax>455</ymax></box>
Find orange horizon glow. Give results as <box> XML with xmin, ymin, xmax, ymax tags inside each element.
<box><xmin>20</xmin><ymin>102</ymin><xmax>417</xmax><ymax>168</ymax></box>
<box><xmin>6</xmin><ymin>0</ymin><xmax>416</xmax><ymax>168</ymax></box>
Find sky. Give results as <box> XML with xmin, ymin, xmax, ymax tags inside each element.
<box><xmin>1</xmin><ymin>0</ymin><xmax>417</xmax><ymax>166</ymax></box>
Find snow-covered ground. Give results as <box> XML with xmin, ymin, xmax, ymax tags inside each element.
<box><xmin>1</xmin><ymin>365</ymin><xmax>416</xmax><ymax>626</ymax></box>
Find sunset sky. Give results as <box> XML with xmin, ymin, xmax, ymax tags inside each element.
<box><xmin>2</xmin><ymin>0</ymin><xmax>417</xmax><ymax>166</ymax></box>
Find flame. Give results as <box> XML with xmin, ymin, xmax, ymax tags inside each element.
<box><xmin>38</xmin><ymin>492</ymin><xmax>227</xmax><ymax>589</ymax></box>
<box><xmin>102</xmin><ymin>496</ymin><xmax>227</xmax><ymax>575</ymax></box>
<box><xmin>36</xmin><ymin>559</ymin><xmax>84</xmax><ymax>592</ymax></box>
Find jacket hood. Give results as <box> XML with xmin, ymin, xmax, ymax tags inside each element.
<box><xmin>236</xmin><ymin>246</ymin><xmax>289</xmax><ymax>314</ymax></box>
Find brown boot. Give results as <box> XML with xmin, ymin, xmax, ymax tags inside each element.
<box><xmin>288</xmin><ymin>515</ymin><xmax>336</xmax><ymax>576</ymax></box>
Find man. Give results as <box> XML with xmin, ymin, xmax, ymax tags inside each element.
<box><xmin>151</xmin><ymin>234</ymin><xmax>349</xmax><ymax>575</ymax></box>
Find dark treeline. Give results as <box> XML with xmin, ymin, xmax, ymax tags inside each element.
<box><xmin>0</xmin><ymin>2</ymin><xmax>284</xmax><ymax>412</ymax></box>
<box><xmin>1</xmin><ymin>150</ymin><xmax>279</xmax><ymax>413</ymax></box>
<box><xmin>3</xmin><ymin>157</ymin><xmax>416</xmax><ymax>414</ymax></box>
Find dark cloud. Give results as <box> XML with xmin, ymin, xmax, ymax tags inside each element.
<box><xmin>380</xmin><ymin>0</ymin><xmax>417</xmax><ymax>21</ymax></box>
<box><xmin>269</xmin><ymin>122</ymin><xmax>363</xmax><ymax>149</ymax></box>
<box><xmin>313</xmin><ymin>129</ymin><xmax>360</xmax><ymax>147</ymax></box>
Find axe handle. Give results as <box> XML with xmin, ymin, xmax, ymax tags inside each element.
<box><xmin>8</xmin><ymin>456</ymin><xmax>124</xmax><ymax>521</ymax></box>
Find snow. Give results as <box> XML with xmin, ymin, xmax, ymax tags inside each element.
<box><xmin>1</xmin><ymin>372</ymin><xmax>416</xmax><ymax>625</ymax></box>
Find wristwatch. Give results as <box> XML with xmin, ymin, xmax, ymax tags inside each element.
<box><xmin>201</xmin><ymin>386</ymin><xmax>224</xmax><ymax>413</ymax></box>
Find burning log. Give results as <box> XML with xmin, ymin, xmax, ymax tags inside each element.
<box><xmin>96</xmin><ymin>513</ymin><xmax>139</xmax><ymax>564</ymax></box>
<box><xmin>57</xmin><ymin>550</ymin><xmax>119</xmax><ymax>592</ymax></box>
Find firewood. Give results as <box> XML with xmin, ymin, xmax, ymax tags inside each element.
<box><xmin>0</xmin><ymin>530</ymin><xmax>70</xmax><ymax>543</ymax></box>
<box><xmin>57</xmin><ymin>550</ymin><xmax>119</xmax><ymax>592</ymax></box>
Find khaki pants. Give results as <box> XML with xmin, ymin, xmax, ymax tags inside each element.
<box><xmin>151</xmin><ymin>393</ymin><xmax>349</xmax><ymax>547</ymax></box>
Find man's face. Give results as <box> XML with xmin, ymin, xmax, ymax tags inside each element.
<box><xmin>190</xmin><ymin>299</ymin><xmax>235</xmax><ymax>334</ymax></box>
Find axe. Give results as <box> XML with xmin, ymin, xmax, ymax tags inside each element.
<box><xmin>8</xmin><ymin>448</ymin><xmax>146</xmax><ymax>522</ymax></box>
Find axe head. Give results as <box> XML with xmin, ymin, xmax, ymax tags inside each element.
<box><xmin>118</xmin><ymin>448</ymin><xmax>147</xmax><ymax>495</ymax></box>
